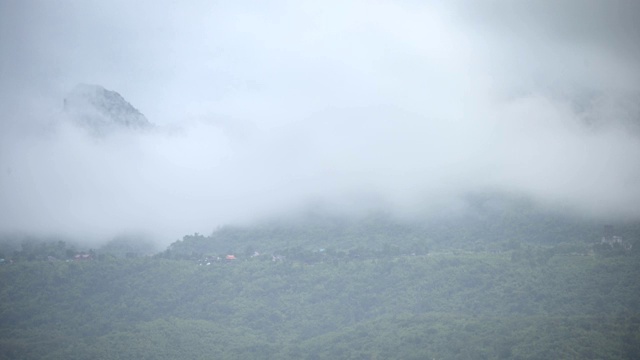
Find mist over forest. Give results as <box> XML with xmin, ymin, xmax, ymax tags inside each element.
<box><xmin>1</xmin><ymin>1</ymin><xmax>640</xmax><ymax>359</ymax></box>
<box><xmin>2</xmin><ymin>0</ymin><xmax>640</xmax><ymax>246</ymax></box>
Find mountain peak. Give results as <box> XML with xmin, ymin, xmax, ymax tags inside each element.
<box><xmin>63</xmin><ymin>84</ymin><xmax>151</xmax><ymax>134</ymax></box>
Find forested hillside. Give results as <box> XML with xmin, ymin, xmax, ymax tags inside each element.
<box><xmin>1</xmin><ymin>205</ymin><xmax>640</xmax><ymax>359</ymax></box>
<box><xmin>164</xmin><ymin>195</ymin><xmax>637</xmax><ymax>260</ymax></box>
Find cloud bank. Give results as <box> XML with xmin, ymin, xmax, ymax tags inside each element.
<box><xmin>1</xmin><ymin>0</ymin><xmax>639</xmax><ymax>244</ymax></box>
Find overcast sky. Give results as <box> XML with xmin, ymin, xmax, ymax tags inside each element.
<box><xmin>1</xmin><ymin>0</ymin><xmax>639</xmax><ymax>244</ymax></box>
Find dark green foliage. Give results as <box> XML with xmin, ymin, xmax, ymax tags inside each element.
<box><xmin>1</xmin><ymin>202</ymin><xmax>639</xmax><ymax>359</ymax></box>
<box><xmin>1</xmin><ymin>250</ymin><xmax>639</xmax><ymax>359</ymax></box>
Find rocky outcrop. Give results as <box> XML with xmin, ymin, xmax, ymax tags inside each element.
<box><xmin>63</xmin><ymin>84</ymin><xmax>151</xmax><ymax>134</ymax></box>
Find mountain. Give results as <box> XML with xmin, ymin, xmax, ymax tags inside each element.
<box><xmin>63</xmin><ymin>83</ymin><xmax>151</xmax><ymax>134</ymax></box>
<box><xmin>2</xmin><ymin>216</ymin><xmax>639</xmax><ymax>359</ymax></box>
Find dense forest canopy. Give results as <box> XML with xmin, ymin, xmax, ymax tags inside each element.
<box><xmin>1</xmin><ymin>197</ymin><xmax>639</xmax><ymax>359</ymax></box>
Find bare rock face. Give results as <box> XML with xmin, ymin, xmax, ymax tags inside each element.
<box><xmin>63</xmin><ymin>84</ymin><xmax>151</xmax><ymax>134</ymax></box>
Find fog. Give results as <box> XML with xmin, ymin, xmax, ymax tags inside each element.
<box><xmin>1</xmin><ymin>0</ymin><xmax>639</xmax><ymax>245</ymax></box>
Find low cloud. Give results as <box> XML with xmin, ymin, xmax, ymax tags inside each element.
<box><xmin>1</xmin><ymin>0</ymin><xmax>639</xmax><ymax>245</ymax></box>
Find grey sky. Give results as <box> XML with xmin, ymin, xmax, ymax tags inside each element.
<box><xmin>1</xmin><ymin>0</ymin><xmax>639</xmax><ymax>244</ymax></box>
